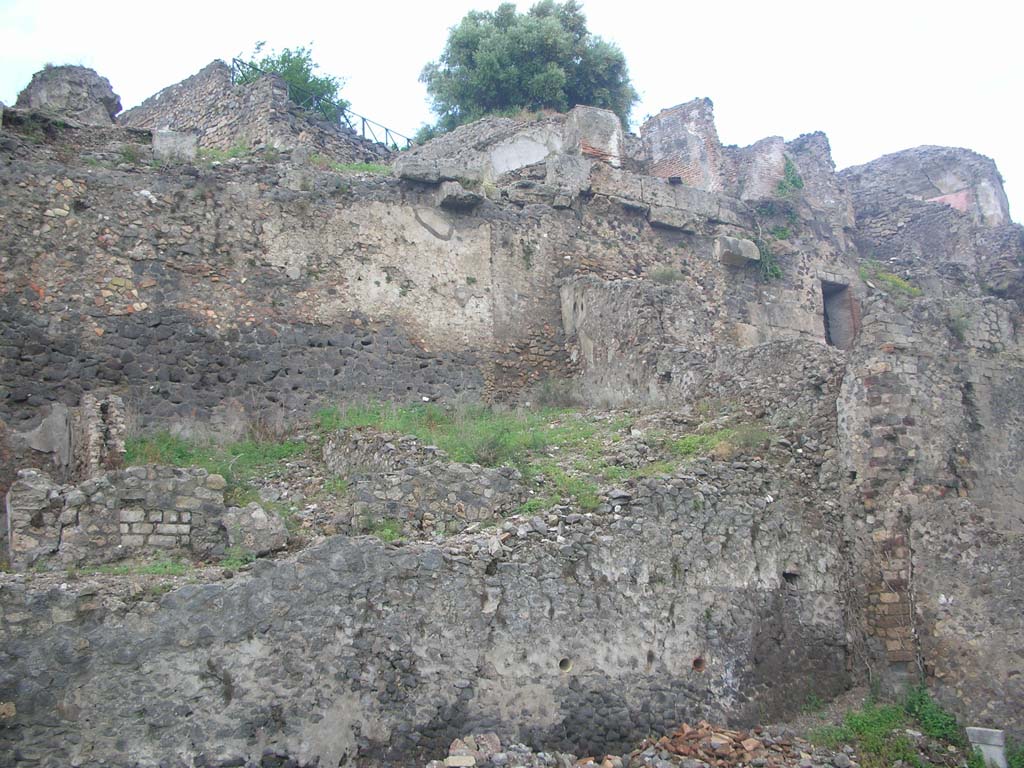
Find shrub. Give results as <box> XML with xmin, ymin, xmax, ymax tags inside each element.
<box><xmin>756</xmin><ymin>239</ymin><xmax>783</xmax><ymax>280</ymax></box>
<box><xmin>237</xmin><ymin>42</ymin><xmax>349</xmax><ymax>121</ymax></box>
<box><xmin>650</xmin><ymin>266</ymin><xmax>684</xmax><ymax>284</ymax></box>
<box><xmin>419</xmin><ymin>1</ymin><xmax>637</xmax><ymax>135</ymax></box>
<box><xmin>776</xmin><ymin>157</ymin><xmax>805</xmax><ymax>196</ymax></box>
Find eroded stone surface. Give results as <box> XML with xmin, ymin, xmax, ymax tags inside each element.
<box><xmin>15</xmin><ymin>65</ymin><xmax>121</xmax><ymax>125</ymax></box>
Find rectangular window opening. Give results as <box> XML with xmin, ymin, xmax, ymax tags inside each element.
<box><xmin>821</xmin><ymin>280</ymin><xmax>854</xmax><ymax>349</ymax></box>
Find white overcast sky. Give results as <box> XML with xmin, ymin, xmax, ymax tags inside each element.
<box><xmin>1</xmin><ymin>0</ymin><xmax>1021</xmax><ymax>219</ymax></box>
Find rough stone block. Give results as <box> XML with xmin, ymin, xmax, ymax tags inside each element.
<box><xmin>648</xmin><ymin>205</ymin><xmax>700</xmax><ymax>232</ymax></box>
<box><xmin>222</xmin><ymin>503</ymin><xmax>288</xmax><ymax>556</ymax></box>
<box><xmin>152</xmin><ymin>130</ymin><xmax>197</xmax><ymax>163</ymax></box>
<box><xmin>966</xmin><ymin>729</ymin><xmax>1007</xmax><ymax>768</ymax></box>
<box><xmin>714</xmin><ymin>236</ymin><xmax>760</xmax><ymax>267</ymax></box>
<box><xmin>205</xmin><ymin>474</ymin><xmax>227</xmax><ymax>491</ymax></box>
<box><xmin>564</xmin><ymin>105</ymin><xmax>623</xmax><ymax>167</ymax></box>
<box><xmin>120</xmin><ymin>508</ymin><xmax>145</xmax><ymax>524</ymax></box>
<box><xmin>437</xmin><ymin>181</ymin><xmax>483</xmax><ymax>211</ymax></box>
<box><xmin>395</xmin><ymin>160</ymin><xmax>441</xmax><ymax>184</ymax></box>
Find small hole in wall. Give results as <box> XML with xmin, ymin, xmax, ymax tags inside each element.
<box><xmin>783</xmin><ymin>571</ymin><xmax>801</xmax><ymax>585</ymax></box>
<box><xmin>692</xmin><ymin>657</ymin><xmax>706</xmax><ymax>672</ymax></box>
<box><xmin>558</xmin><ymin>657</ymin><xmax>573</xmax><ymax>672</ymax></box>
<box><xmin>646</xmin><ymin>650</ymin><xmax>655</xmax><ymax>666</ymax></box>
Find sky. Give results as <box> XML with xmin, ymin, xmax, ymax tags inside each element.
<box><xmin>1</xmin><ymin>0</ymin><xmax>1021</xmax><ymax>220</ymax></box>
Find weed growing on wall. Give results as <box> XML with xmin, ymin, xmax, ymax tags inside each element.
<box><xmin>367</xmin><ymin>520</ymin><xmax>403</xmax><ymax>543</ymax></box>
<box><xmin>755</xmin><ymin>239</ymin><xmax>784</xmax><ymax>280</ymax></box>
<box><xmin>776</xmin><ymin>157</ymin><xmax>805</xmax><ymax>196</ymax></box>
<box><xmin>859</xmin><ymin>260</ymin><xmax>923</xmax><ymax>297</ymax></box>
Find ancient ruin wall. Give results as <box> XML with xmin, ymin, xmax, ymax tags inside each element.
<box><xmin>0</xmin><ymin>456</ymin><xmax>850</xmax><ymax>768</ymax></box>
<box><xmin>1</xmin><ymin>84</ymin><xmax>1023</xmax><ymax>763</ymax></box>
<box><xmin>837</xmin><ymin>290</ymin><xmax>1024</xmax><ymax>734</ymax></box>
<box><xmin>0</xmin><ymin>120</ymin><xmax>583</xmax><ymax>437</ymax></box>
<box><xmin>119</xmin><ymin>61</ymin><xmax>389</xmax><ymax>163</ymax></box>
<box><xmin>5</xmin><ymin>465</ymin><xmax>231</xmax><ymax>568</ymax></box>
<box><xmin>841</xmin><ymin>146</ymin><xmax>1012</xmax><ymax>227</ymax></box>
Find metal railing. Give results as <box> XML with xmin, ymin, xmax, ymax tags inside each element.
<box><xmin>230</xmin><ymin>58</ymin><xmax>413</xmax><ymax>149</ymax></box>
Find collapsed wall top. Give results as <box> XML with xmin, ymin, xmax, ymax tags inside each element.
<box><xmin>14</xmin><ymin>65</ymin><xmax>121</xmax><ymax>125</ymax></box>
<box><xmin>118</xmin><ymin>60</ymin><xmax>390</xmax><ymax>164</ymax></box>
<box><xmin>393</xmin><ymin>104</ymin><xmax>624</xmax><ymax>184</ymax></box>
<box><xmin>840</xmin><ymin>145</ymin><xmax>1012</xmax><ymax>227</ymax></box>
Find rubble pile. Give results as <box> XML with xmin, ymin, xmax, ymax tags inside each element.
<box><xmin>425</xmin><ymin>723</ymin><xmax>859</xmax><ymax>768</ymax></box>
<box><xmin>630</xmin><ymin>721</ymin><xmax>847</xmax><ymax>768</ymax></box>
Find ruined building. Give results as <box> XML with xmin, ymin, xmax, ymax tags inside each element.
<box><xmin>0</xmin><ymin>63</ymin><xmax>1021</xmax><ymax>767</ymax></box>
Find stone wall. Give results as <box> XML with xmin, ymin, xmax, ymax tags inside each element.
<box><xmin>0</xmin><ymin>454</ymin><xmax>850</xmax><ymax>767</ymax></box>
<box><xmin>119</xmin><ymin>60</ymin><xmax>390</xmax><ymax>164</ymax></box>
<box><xmin>841</xmin><ymin>146</ymin><xmax>1012</xmax><ymax>227</ymax></box>
<box><xmin>641</xmin><ymin>99</ymin><xmax>724</xmax><ymax>190</ymax></box>
<box><xmin>324</xmin><ymin>428</ymin><xmax>524</xmax><ymax>535</ymax></box>
<box><xmin>1</xmin><ymin>120</ymin><xmax>567</xmax><ymax>436</ymax></box>
<box><xmin>4</xmin><ymin>465</ymin><xmax>229</xmax><ymax>569</ymax></box>
<box><xmin>1</xmin><ymin>87</ymin><xmax>1023</xmax><ymax>763</ymax></box>
<box><xmin>837</xmin><ymin>291</ymin><xmax>1024</xmax><ymax>732</ymax></box>
<box><xmin>0</xmin><ymin>109</ymin><xmax>864</xmax><ymax>437</ymax></box>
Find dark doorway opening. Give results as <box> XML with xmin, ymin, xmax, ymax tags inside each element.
<box><xmin>821</xmin><ymin>281</ymin><xmax>854</xmax><ymax>349</ymax></box>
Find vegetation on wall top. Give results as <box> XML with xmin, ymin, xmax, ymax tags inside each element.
<box><xmin>237</xmin><ymin>42</ymin><xmax>349</xmax><ymax>122</ymax></box>
<box><xmin>418</xmin><ymin>0</ymin><xmax>637</xmax><ymax>140</ymax></box>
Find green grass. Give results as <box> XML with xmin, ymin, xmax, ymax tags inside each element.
<box><xmin>315</xmin><ymin>403</ymin><xmax>596</xmax><ymax>468</ymax></box>
<box><xmin>904</xmin><ymin>686</ymin><xmax>961</xmax><ymax>744</ymax></box>
<box><xmin>770</xmin><ymin>225</ymin><xmax>792</xmax><ymax>240</ymax></box>
<box><xmin>672</xmin><ymin>424</ymin><xmax>771</xmax><ymax>458</ymax></box>
<box><xmin>317</xmin><ymin>403</ymin><xmax>617</xmax><ymax>515</ymax></box>
<box><xmin>219</xmin><ymin>546</ymin><xmax>255</xmax><ymax>570</ymax></box>
<box><xmin>119</xmin><ymin>145</ymin><xmax>143</xmax><ymax>164</ymax></box>
<box><xmin>859</xmin><ymin>260</ymin><xmax>923</xmax><ymax>297</ymax></box>
<box><xmin>368</xmin><ymin>520</ymin><xmax>403</xmax><ymax>543</ymax></box>
<box><xmin>79</xmin><ymin>557</ymin><xmax>189</xmax><ymax>577</ymax></box>
<box><xmin>810</xmin><ymin>703</ymin><xmax>918</xmax><ymax>768</ymax></box>
<box><xmin>309</xmin><ymin>154</ymin><xmax>390</xmax><ymax>174</ymax></box>
<box><xmin>801</xmin><ymin>693</ymin><xmax>825</xmax><ymax>714</ymax></box>
<box><xmin>524</xmin><ymin>459</ymin><xmax>601</xmax><ymax>511</ymax></box>
<box><xmin>197</xmin><ymin>142</ymin><xmax>250</xmax><ymax>163</ymax></box>
<box><xmin>1008</xmin><ymin>741</ymin><xmax>1024</xmax><ymax>768</ymax></box>
<box><xmin>810</xmin><ymin>687</ymin><xmax>971</xmax><ymax>768</ymax></box>
<box><xmin>124</xmin><ymin>432</ymin><xmax>306</xmax><ymax>506</ymax></box>
<box><xmin>322</xmin><ymin>476</ymin><xmax>350</xmax><ymax>496</ymax></box>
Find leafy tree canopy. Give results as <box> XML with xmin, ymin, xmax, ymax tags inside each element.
<box><xmin>238</xmin><ymin>42</ymin><xmax>349</xmax><ymax>122</ymax></box>
<box><xmin>419</xmin><ymin>1</ymin><xmax>637</xmax><ymax>137</ymax></box>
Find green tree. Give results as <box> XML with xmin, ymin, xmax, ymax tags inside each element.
<box><xmin>237</xmin><ymin>42</ymin><xmax>349</xmax><ymax>122</ymax></box>
<box><xmin>418</xmin><ymin>1</ymin><xmax>637</xmax><ymax>137</ymax></box>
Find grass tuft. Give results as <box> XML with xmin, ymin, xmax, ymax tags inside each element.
<box><xmin>124</xmin><ymin>432</ymin><xmax>306</xmax><ymax>506</ymax></box>
<box><xmin>859</xmin><ymin>260</ymin><xmax>922</xmax><ymax>297</ymax></box>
